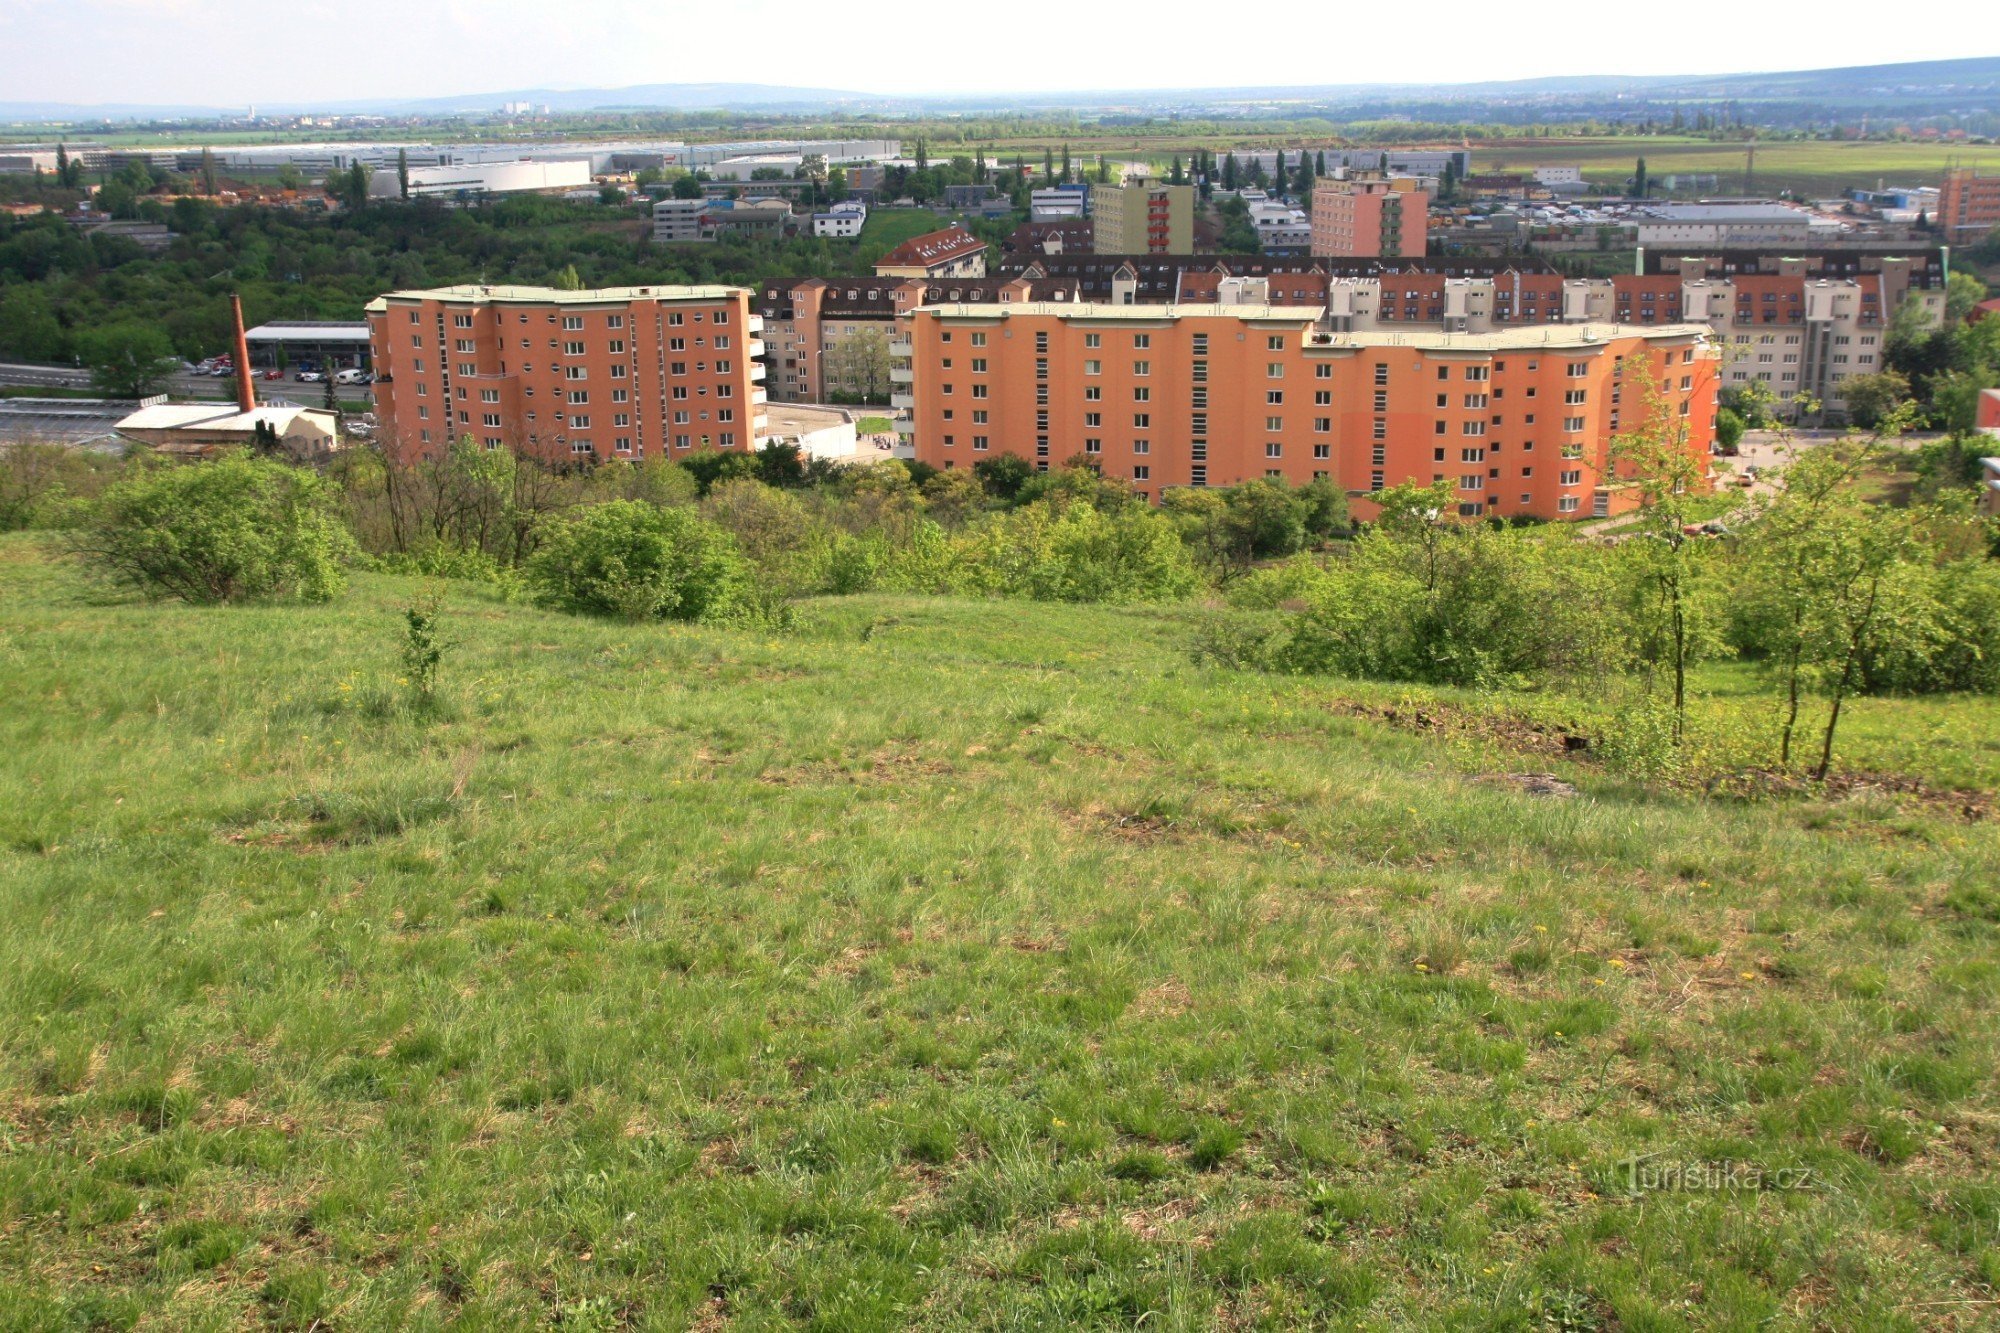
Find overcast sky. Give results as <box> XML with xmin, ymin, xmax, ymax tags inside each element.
<box><xmin>1</xmin><ymin>0</ymin><xmax>1985</xmax><ymax>107</ymax></box>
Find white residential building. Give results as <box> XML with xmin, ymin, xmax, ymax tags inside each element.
<box><xmin>813</xmin><ymin>207</ymin><xmax>867</xmax><ymax>238</ymax></box>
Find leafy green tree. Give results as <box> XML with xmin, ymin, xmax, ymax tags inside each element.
<box><xmin>73</xmin><ymin>452</ymin><xmax>349</xmax><ymax>603</ymax></box>
<box><xmin>1944</xmin><ymin>270</ymin><xmax>1987</xmax><ymax>325</ymax></box>
<box><xmin>397</xmin><ymin>148</ymin><xmax>410</xmax><ymax>200</ymax></box>
<box><xmin>1715</xmin><ymin>406</ymin><xmax>1747</xmax><ymax>453</ymax></box>
<box><xmin>1298</xmin><ymin>476</ymin><xmax>1349</xmax><ymax>539</ymax></box>
<box><xmin>80</xmin><ymin>324</ymin><xmax>180</xmax><ymax>398</ymax></box>
<box><xmin>1222</xmin><ymin>477</ymin><xmax>1308</xmax><ymax>562</ymax></box>
<box><xmin>973</xmin><ymin>453</ymin><xmax>1033</xmax><ymax>501</ymax></box>
<box><xmin>678</xmin><ymin>448</ymin><xmax>760</xmax><ymax>497</ymax></box>
<box><xmin>1733</xmin><ymin>420</ymin><xmax>1937</xmax><ymax>774</ymax></box>
<box><xmin>822</xmin><ymin>327</ymin><xmax>893</xmax><ymax>402</ymax></box>
<box><xmin>1839</xmin><ymin>369</ymin><xmax>1911</xmax><ymax>429</ymax></box>
<box><xmin>526</xmin><ymin>500</ymin><xmax>749</xmax><ymax>622</ymax></box>
<box><xmin>753</xmin><ymin>441</ymin><xmax>807</xmax><ymax>489</ymax></box>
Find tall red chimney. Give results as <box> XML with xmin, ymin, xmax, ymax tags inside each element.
<box><xmin>230</xmin><ymin>294</ymin><xmax>255</xmax><ymax>414</ymax></box>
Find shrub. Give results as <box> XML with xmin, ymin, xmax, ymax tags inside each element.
<box><xmin>526</xmin><ymin>500</ymin><xmax>750</xmax><ymax>622</ymax></box>
<box><xmin>1</xmin><ymin>443</ymin><xmax>124</xmax><ymax>532</ymax></box>
<box><xmin>1265</xmin><ymin>525</ymin><xmax>1620</xmax><ymax>688</ymax></box>
<box><xmin>964</xmin><ymin>501</ymin><xmax>1202</xmax><ymax>604</ymax></box>
<box><xmin>1224</xmin><ymin>554</ymin><xmax>1323</xmax><ymax>610</ymax></box>
<box><xmin>75</xmin><ymin>452</ymin><xmax>349</xmax><ymax>604</ymax></box>
<box><xmin>1860</xmin><ymin>558</ymin><xmax>2000</xmax><ymax>695</ymax></box>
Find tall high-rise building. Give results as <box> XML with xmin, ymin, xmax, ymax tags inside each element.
<box><xmin>901</xmin><ymin>299</ymin><xmax>1713</xmax><ymax>520</ymax></box>
<box><xmin>1938</xmin><ymin>169</ymin><xmax>2000</xmax><ymax>245</ymax></box>
<box><xmin>1091</xmin><ymin>179</ymin><xmax>1195</xmax><ymax>255</ymax></box>
<box><xmin>365</xmin><ymin>284</ymin><xmax>766</xmax><ymax>461</ymax></box>
<box><xmin>1310</xmin><ymin>175</ymin><xmax>1430</xmax><ymax>258</ymax></box>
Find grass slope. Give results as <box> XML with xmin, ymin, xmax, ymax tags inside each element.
<box><xmin>2</xmin><ymin>540</ymin><xmax>1998</xmax><ymax>1329</ymax></box>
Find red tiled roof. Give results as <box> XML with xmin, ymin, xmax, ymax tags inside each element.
<box><xmin>878</xmin><ymin>225</ymin><xmax>985</xmax><ymax>267</ymax></box>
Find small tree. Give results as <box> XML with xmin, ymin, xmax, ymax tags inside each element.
<box><xmin>397</xmin><ymin>147</ymin><xmax>410</xmax><ymax>200</ymax></box>
<box><xmin>400</xmin><ymin>592</ymin><xmax>449</xmax><ymax>705</ymax></box>
<box><xmin>1612</xmin><ymin>362</ymin><xmax>1728</xmax><ymax>741</ymax></box>
<box><xmin>527</xmin><ymin>501</ymin><xmax>750</xmax><ymax>622</ymax></box>
<box><xmin>74</xmin><ymin>452</ymin><xmax>349</xmax><ymax>604</ymax></box>
<box><xmin>973</xmin><ymin>453</ymin><xmax>1034</xmax><ymax>502</ymax></box>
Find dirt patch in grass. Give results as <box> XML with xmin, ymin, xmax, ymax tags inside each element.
<box><xmin>758</xmin><ymin>744</ymin><xmax>956</xmax><ymax>787</ymax></box>
<box><xmin>1332</xmin><ymin>697</ymin><xmax>1992</xmax><ymax>821</ymax></box>
<box><xmin>1330</xmin><ymin>698</ymin><xmax>1588</xmax><ymax>760</ymax></box>
<box><xmin>1706</xmin><ymin>768</ymin><xmax>1993</xmax><ymax>822</ymax></box>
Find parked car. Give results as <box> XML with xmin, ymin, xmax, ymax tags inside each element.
<box><xmin>295</xmin><ymin>370</ymin><xmax>324</xmax><ymax>383</ymax></box>
<box><xmin>262</xmin><ymin>368</ymin><xmax>283</xmax><ymax>380</ymax></box>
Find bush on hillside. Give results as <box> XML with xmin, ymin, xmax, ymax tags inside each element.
<box><xmin>525</xmin><ymin>500</ymin><xmax>750</xmax><ymax>622</ymax></box>
<box><xmin>962</xmin><ymin>501</ymin><xmax>1202</xmax><ymax>604</ymax></box>
<box><xmin>0</xmin><ymin>442</ymin><xmax>124</xmax><ymax>532</ymax></box>
<box><xmin>75</xmin><ymin>451</ymin><xmax>349</xmax><ymax>604</ymax></box>
<box><xmin>1264</xmin><ymin>525</ymin><xmax>1624</xmax><ymax>688</ymax></box>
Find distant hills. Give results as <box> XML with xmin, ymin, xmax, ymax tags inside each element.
<box><xmin>3</xmin><ymin>56</ymin><xmax>1997</xmax><ymax>122</ymax></box>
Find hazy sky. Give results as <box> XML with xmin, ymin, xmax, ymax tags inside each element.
<box><xmin>1</xmin><ymin>0</ymin><xmax>1983</xmax><ymax>107</ymax></box>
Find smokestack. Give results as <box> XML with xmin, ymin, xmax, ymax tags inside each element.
<box><xmin>231</xmin><ymin>293</ymin><xmax>255</xmax><ymax>414</ymax></box>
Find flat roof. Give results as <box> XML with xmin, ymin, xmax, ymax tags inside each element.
<box><xmin>1641</xmin><ymin>205</ymin><xmax>1810</xmax><ymax>223</ymax></box>
<box><xmin>244</xmin><ymin>321</ymin><xmax>370</xmax><ymax>343</ymax></box>
<box><xmin>114</xmin><ymin>403</ymin><xmax>335</xmax><ymax>432</ymax></box>
<box><xmin>916</xmin><ymin>303</ymin><xmax>1711</xmax><ymax>348</ymax></box>
<box><xmin>365</xmin><ymin>283</ymin><xmax>746</xmax><ymax>311</ymax></box>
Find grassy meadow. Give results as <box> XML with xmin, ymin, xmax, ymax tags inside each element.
<box><xmin>1461</xmin><ymin>137</ymin><xmax>2000</xmax><ymax>197</ymax></box>
<box><xmin>2</xmin><ymin>535</ymin><xmax>1999</xmax><ymax>1329</ymax></box>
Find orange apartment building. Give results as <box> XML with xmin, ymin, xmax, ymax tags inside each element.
<box><xmin>1938</xmin><ymin>169</ymin><xmax>2000</xmax><ymax>245</ymax></box>
<box><xmin>1310</xmin><ymin>175</ymin><xmax>1430</xmax><ymax>258</ymax></box>
<box><xmin>365</xmin><ymin>284</ymin><xmax>766</xmax><ymax>461</ymax></box>
<box><xmin>903</xmin><ymin>301</ymin><xmax>1715</xmax><ymax>520</ymax></box>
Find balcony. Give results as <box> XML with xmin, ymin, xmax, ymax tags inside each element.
<box><xmin>895</xmin><ymin>417</ymin><xmax>916</xmax><ymax>435</ymax></box>
<box><xmin>747</xmin><ymin>339</ymin><xmax>766</xmax><ymax>358</ymax></box>
<box><xmin>891</xmin><ymin>392</ymin><xmax>914</xmax><ymax>409</ymax></box>
<box><xmin>889</xmin><ymin>340</ymin><xmax>913</xmax><ymax>358</ymax></box>
<box><xmin>746</xmin><ymin>315</ymin><xmax>764</xmax><ymax>335</ymax></box>
<box><xmin>753</xmin><ymin>412</ymin><xmax>769</xmax><ymax>432</ymax></box>
<box><xmin>749</xmin><ymin>363</ymin><xmax>766</xmax><ymax>381</ymax></box>
<box><xmin>750</xmin><ymin>388</ymin><xmax>767</xmax><ymax>406</ymax></box>
<box><xmin>890</xmin><ymin>365</ymin><xmax>914</xmax><ymax>383</ymax></box>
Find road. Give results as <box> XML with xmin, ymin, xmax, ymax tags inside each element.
<box><xmin>0</xmin><ymin>360</ymin><xmax>363</xmax><ymax>403</ymax></box>
<box><xmin>0</xmin><ymin>361</ymin><xmax>373</xmax><ymax>414</ymax></box>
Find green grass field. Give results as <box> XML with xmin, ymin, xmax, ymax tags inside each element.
<box><xmin>1463</xmin><ymin>137</ymin><xmax>2000</xmax><ymax>198</ymax></box>
<box><xmin>858</xmin><ymin>209</ymin><xmax>950</xmax><ymax>251</ymax></box>
<box><xmin>3</xmin><ymin>538</ymin><xmax>1998</xmax><ymax>1329</ymax></box>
